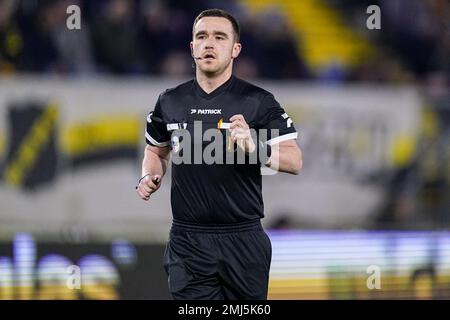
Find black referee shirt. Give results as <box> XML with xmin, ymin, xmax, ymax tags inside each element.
<box><xmin>145</xmin><ymin>75</ymin><xmax>297</xmax><ymax>224</ymax></box>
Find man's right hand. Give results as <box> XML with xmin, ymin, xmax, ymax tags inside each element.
<box><xmin>136</xmin><ymin>174</ymin><xmax>162</xmax><ymax>201</ymax></box>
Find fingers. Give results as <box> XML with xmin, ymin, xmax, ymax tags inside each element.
<box><xmin>143</xmin><ymin>175</ymin><xmax>161</xmax><ymax>190</ymax></box>
<box><xmin>136</xmin><ymin>187</ymin><xmax>150</xmax><ymax>201</ymax></box>
<box><xmin>230</xmin><ymin>114</ymin><xmax>248</xmax><ymax>130</ymax></box>
<box><xmin>228</xmin><ymin>116</ymin><xmax>256</xmax><ymax>153</ymax></box>
<box><xmin>136</xmin><ymin>175</ymin><xmax>162</xmax><ymax>201</ymax></box>
<box><xmin>230</xmin><ymin>129</ymin><xmax>249</xmax><ymax>142</ymax></box>
<box><xmin>230</xmin><ymin>115</ymin><xmax>249</xmax><ymax>144</ymax></box>
<box><xmin>152</xmin><ymin>175</ymin><xmax>161</xmax><ymax>184</ymax></box>
<box><xmin>229</xmin><ymin>114</ymin><xmax>245</xmax><ymax>122</ymax></box>
<box><xmin>230</xmin><ymin>121</ymin><xmax>247</xmax><ymax>130</ymax></box>
<box><xmin>140</xmin><ymin>183</ymin><xmax>153</xmax><ymax>193</ymax></box>
<box><xmin>230</xmin><ymin>115</ymin><xmax>247</xmax><ymax>127</ymax></box>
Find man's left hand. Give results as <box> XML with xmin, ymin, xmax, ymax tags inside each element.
<box><xmin>229</xmin><ymin>114</ymin><xmax>256</xmax><ymax>153</ymax></box>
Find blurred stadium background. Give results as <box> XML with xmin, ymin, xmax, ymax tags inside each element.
<box><xmin>0</xmin><ymin>0</ymin><xmax>449</xmax><ymax>299</ymax></box>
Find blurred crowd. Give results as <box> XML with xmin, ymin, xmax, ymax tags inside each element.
<box><xmin>0</xmin><ymin>0</ymin><xmax>309</xmax><ymax>79</ymax></box>
<box><xmin>0</xmin><ymin>0</ymin><xmax>448</xmax><ymax>83</ymax></box>
<box><xmin>333</xmin><ymin>0</ymin><xmax>450</xmax><ymax>86</ymax></box>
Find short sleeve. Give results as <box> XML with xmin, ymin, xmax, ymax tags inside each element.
<box><xmin>256</xmin><ymin>93</ymin><xmax>298</xmax><ymax>145</ymax></box>
<box><xmin>145</xmin><ymin>95</ymin><xmax>171</xmax><ymax>147</ymax></box>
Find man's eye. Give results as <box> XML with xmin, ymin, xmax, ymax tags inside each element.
<box><xmin>216</xmin><ymin>36</ymin><xmax>224</xmax><ymax>40</ymax></box>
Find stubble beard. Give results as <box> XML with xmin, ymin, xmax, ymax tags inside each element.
<box><xmin>197</xmin><ymin>48</ymin><xmax>234</xmax><ymax>78</ymax></box>
<box><xmin>200</xmin><ymin>59</ymin><xmax>232</xmax><ymax>78</ymax></box>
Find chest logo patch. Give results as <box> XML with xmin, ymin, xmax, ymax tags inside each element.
<box><xmin>190</xmin><ymin>109</ymin><xmax>222</xmax><ymax>115</ymax></box>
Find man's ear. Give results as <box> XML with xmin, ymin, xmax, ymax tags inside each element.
<box><xmin>190</xmin><ymin>41</ymin><xmax>193</xmax><ymax>56</ymax></box>
<box><xmin>232</xmin><ymin>42</ymin><xmax>242</xmax><ymax>59</ymax></box>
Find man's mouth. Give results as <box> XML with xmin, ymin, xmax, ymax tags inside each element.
<box><xmin>203</xmin><ymin>53</ymin><xmax>216</xmax><ymax>60</ymax></box>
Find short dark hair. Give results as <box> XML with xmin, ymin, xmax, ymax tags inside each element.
<box><xmin>192</xmin><ymin>9</ymin><xmax>240</xmax><ymax>42</ymax></box>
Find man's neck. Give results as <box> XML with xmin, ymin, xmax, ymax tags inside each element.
<box><xmin>196</xmin><ymin>68</ymin><xmax>233</xmax><ymax>94</ymax></box>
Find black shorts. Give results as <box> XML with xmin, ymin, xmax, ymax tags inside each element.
<box><xmin>163</xmin><ymin>219</ymin><xmax>272</xmax><ymax>300</ymax></box>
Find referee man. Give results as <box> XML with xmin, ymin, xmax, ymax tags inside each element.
<box><xmin>136</xmin><ymin>9</ymin><xmax>303</xmax><ymax>300</ymax></box>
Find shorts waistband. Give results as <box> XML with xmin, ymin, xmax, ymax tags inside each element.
<box><xmin>171</xmin><ymin>219</ymin><xmax>262</xmax><ymax>233</ymax></box>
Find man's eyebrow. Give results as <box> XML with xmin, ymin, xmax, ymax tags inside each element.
<box><xmin>195</xmin><ymin>30</ymin><xmax>207</xmax><ymax>36</ymax></box>
<box><xmin>213</xmin><ymin>31</ymin><xmax>229</xmax><ymax>38</ymax></box>
<box><xmin>195</xmin><ymin>30</ymin><xmax>230</xmax><ymax>38</ymax></box>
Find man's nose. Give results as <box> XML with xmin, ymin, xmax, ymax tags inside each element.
<box><xmin>204</xmin><ymin>36</ymin><xmax>214</xmax><ymax>48</ymax></box>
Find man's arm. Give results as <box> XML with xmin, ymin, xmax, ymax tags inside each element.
<box><xmin>266</xmin><ymin>139</ymin><xmax>303</xmax><ymax>175</ymax></box>
<box><xmin>136</xmin><ymin>145</ymin><xmax>171</xmax><ymax>201</ymax></box>
<box><xmin>229</xmin><ymin>114</ymin><xmax>302</xmax><ymax>175</ymax></box>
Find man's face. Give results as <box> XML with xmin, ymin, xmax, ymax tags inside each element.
<box><xmin>191</xmin><ymin>17</ymin><xmax>241</xmax><ymax>76</ymax></box>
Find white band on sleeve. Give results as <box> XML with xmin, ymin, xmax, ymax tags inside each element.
<box><xmin>145</xmin><ymin>131</ymin><xmax>170</xmax><ymax>147</ymax></box>
<box><xmin>166</xmin><ymin>123</ymin><xmax>188</xmax><ymax>131</ymax></box>
<box><xmin>266</xmin><ymin>132</ymin><xmax>298</xmax><ymax>146</ymax></box>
